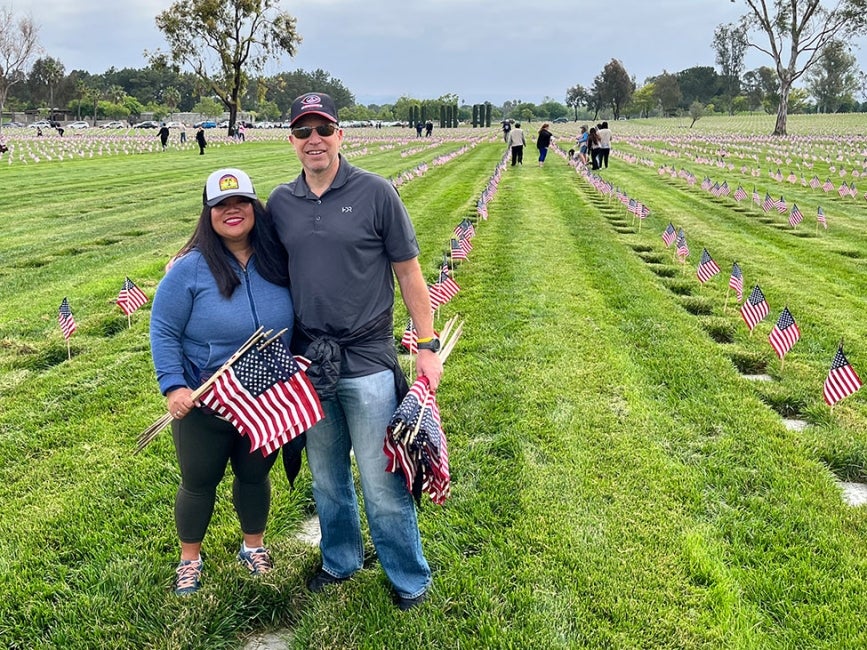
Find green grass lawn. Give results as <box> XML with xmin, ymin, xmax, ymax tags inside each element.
<box><xmin>0</xmin><ymin>124</ymin><xmax>865</xmax><ymax>649</ymax></box>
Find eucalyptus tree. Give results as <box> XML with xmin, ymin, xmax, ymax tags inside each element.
<box><xmin>151</xmin><ymin>0</ymin><xmax>301</xmax><ymax>134</ymax></box>
<box><xmin>727</xmin><ymin>0</ymin><xmax>867</xmax><ymax>134</ymax></box>
<box><xmin>0</xmin><ymin>7</ymin><xmax>40</xmax><ymax>133</ymax></box>
<box><xmin>805</xmin><ymin>40</ymin><xmax>862</xmax><ymax>112</ymax></box>
<box><xmin>591</xmin><ymin>59</ymin><xmax>635</xmax><ymax>120</ymax></box>
<box><xmin>712</xmin><ymin>22</ymin><xmax>748</xmax><ymax>114</ymax></box>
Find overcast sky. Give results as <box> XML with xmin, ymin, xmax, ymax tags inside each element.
<box><xmin>24</xmin><ymin>0</ymin><xmax>867</xmax><ymax>106</ymax></box>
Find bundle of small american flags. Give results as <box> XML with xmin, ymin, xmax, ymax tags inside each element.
<box><xmin>384</xmin><ymin>316</ymin><xmax>463</xmax><ymax>505</ymax></box>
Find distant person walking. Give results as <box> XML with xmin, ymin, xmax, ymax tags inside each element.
<box><xmin>536</xmin><ymin>123</ymin><xmax>553</xmax><ymax>167</ymax></box>
<box><xmin>159</xmin><ymin>123</ymin><xmax>170</xmax><ymax>150</ymax></box>
<box><xmin>415</xmin><ymin>120</ymin><xmax>424</xmax><ymax>137</ymax></box>
<box><xmin>506</xmin><ymin>122</ymin><xmax>525</xmax><ymax>166</ymax></box>
<box><xmin>597</xmin><ymin>121</ymin><xmax>612</xmax><ymax>169</ymax></box>
<box><xmin>195</xmin><ymin>126</ymin><xmax>207</xmax><ymax>155</ymax></box>
<box><xmin>180</xmin><ymin>124</ymin><xmax>187</xmax><ymax>144</ymax></box>
<box><xmin>502</xmin><ymin>120</ymin><xmax>511</xmax><ymax>143</ymax></box>
<box><xmin>425</xmin><ymin>120</ymin><xmax>433</xmax><ymax>137</ymax></box>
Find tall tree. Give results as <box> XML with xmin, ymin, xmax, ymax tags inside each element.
<box><xmin>729</xmin><ymin>0</ymin><xmax>867</xmax><ymax>135</ymax></box>
<box><xmin>651</xmin><ymin>71</ymin><xmax>682</xmax><ymax>116</ymax></box>
<box><xmin>629</xmin><ymin>83</ymin><xmax>657</xmax><ymax>117</ymax></box>
<box><xmin>592</xmin><ymin>59</ymin><xmax>635</xmax><ymax>120</ymax></box>
<box><xmin>805</xmin><ymin>39</ymin><xmax>862</xmax><ymax>112</ymax></box>
<box><xmin>743</xmin><ymin>66</ymin><xmax>780</xmax><ymax>112</ymax></box>
<box><xmin>152</xmin><ymin>0</ymin><xmax>301</xmax><ymax>134</ymax></box>
<box><xmin>29</xmin><ymin>57</ymin><xmax>65</xmax><ymax>117</ymax></box>
<box><xmin>0</xmin><ymin>7</ymin><xmax>40</xmax><ymax>133</ymax></box>
<box><xmin>565</xmin><ymin>84</ymin><xmax>589</xmax><ymax>121</ymax></box>
<box><xmin>712</xmin><ymin>22</ymin><xmax>748</xmax><ymax>114</ymax></box>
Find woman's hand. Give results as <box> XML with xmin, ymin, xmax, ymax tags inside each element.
<box><xmin>167</xmin><ymin>387</ymin><xmax>196</xmax><ymax>419</ymax></box>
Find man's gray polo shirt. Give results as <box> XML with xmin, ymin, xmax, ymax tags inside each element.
<box><xmin>268</xmin><ymin>157</ymin><xmax>420</xmax><ymax>376</ymax></box>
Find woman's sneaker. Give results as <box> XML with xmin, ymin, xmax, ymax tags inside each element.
<box><xmin>237</xmin><ymin>546</ymin><xmax>273</xmax><ymax>575</ymax></box>
<box><xmin>174</xmin><ymin>559</ymin><xmax>203</xmax><ymax>595</ymax></box>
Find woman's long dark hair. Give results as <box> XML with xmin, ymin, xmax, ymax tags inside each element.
<box><xmin>175</xmin><ymin>199</ymin><xmax>289</xmax><ymax>298</ymax></box>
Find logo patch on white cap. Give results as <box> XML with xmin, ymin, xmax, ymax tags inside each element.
<box><xmin>219</xmin><ymin>174</ymin><xmax>240</xmax><ymax>191</ymax></box>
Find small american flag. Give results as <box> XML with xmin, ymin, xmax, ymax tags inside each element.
<box><xmin>810</xmin><ymin>175</ymin><xmax>821</xmax><ymax>190</ymax></box>
<box><xmin>450</xmin><ymin>238</ymin><xmax>468</xmax><ymax>261</ymax></box>
<box><xmin>117</xmin><ymin>277</ymin><xmax>148</xmax><ymax>315</ymax></box>
<box><xmin>740</xmin><ymin>285</ymin><xmax>769</xmax><ymax>331</ymax></box>
<box><xmin>788</xmin><ymin>204</ymin><xmax>803</xmax><ymax>228</ymax></box>
<box><xmin>768</xmin><ymin>307</ymin><xmax>801</xmax><ymax>359</ymax></box>
<box><xmin>817</xmin><ymin>206</ymin><xmax>827</xmax><ymax>229</ymax></box>
<box><xmin>823</xmin><ymin>344</ymin><xmax>862</xmax><ymax>406</ymax></box>
<box><xmin>761</xmin><ymin>193</ymin><xmax>775</xmax><ymax>212</ymax></box>
<box><xmin>718</xmin><ymin>181</ymin><xmax>730</xmax><ymax>197</ymax></box>
<box><xmin>838</xmin><ymin>181</ymin><xmax>849</xmax><ymax>198</ymax></box>
<box><xmin>729</xmin><ymin>262</ymin><xmax>743</xmax><ymax>301</ymax></box>
<box><xmin>435</xmin><ymin>264</ymin><xmax>461</xmax><ymax>300</ymax></box>
<box><xmin>662</xmin><ymin>223</ymin><xmax>676</xmax><ymax>247</ymax></box>
<box><xmin>733</xmin><ymin>185</ymin><xmax>747</xmax><ymax>202</ymax></box>
<box><xmin>752</xmin><ymin>186</ymin><xmax>761</xmax><ymax>205</ymax></box>
<box><xmin>676</xmin><ymin>229</ymin><xmax>689</xmax><ymax>259</ymax></box>
<box><xmin>199</xmin><ymin>337</ymin><xmax>324</xmax><ymax>455</ymax></box>
<box><xmin>776</xmin><ymin>195</ymin><xmax>787</xmax><ymax>214</ymax></box>
<box><xmin>401</xmin><ymin>319</ymin><xmax>418</xmax><ymax>354</ymax></box>
<box><xmin>822</xmin><ymin>178</ymin><xmax>834</xmax><ymax>192</ymax></box>
<box><xmin>696</xmin><ymin>248</ymin><xmax>721</xmax><ymax>284</ymax></box>
<box><xmin>58</xmin><ymin>297</ymin><xmax>77</xmax><ymax>340</ymax></box>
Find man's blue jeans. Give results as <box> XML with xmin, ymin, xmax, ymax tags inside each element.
<box><xmin>305</xmin><ymin>369</ymin><xmax>431</xmax><ymax>599</ymax></box>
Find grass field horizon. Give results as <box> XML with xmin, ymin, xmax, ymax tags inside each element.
<box><xmin>1</xmin><ymin>115</ymin><xmax>866</xmax><ymax>649</ymax></box>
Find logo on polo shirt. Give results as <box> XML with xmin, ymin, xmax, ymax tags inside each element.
<box><xmin>342</xmin><ymin>206</ymin><xmax>352</xmax><ymax>213</ymax></box>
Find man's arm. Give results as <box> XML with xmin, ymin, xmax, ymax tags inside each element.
<box><xmin>393</xmin><ymin>257</ymin><xmax>444</xmax><ymax>391</ymax></box>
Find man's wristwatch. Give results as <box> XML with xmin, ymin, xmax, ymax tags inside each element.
<box><xmin>416</xmin><ymin>336</ymin><xmax>440</xmax><ymax>352</ymax></box>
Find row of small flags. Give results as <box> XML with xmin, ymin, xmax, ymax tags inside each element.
<box><xmin>58</xmin><ymin>277</ymin><xmax>148</xmax><ymax>342</ymax></box>
<box><xmin>401</xmin><ymin>154</ymin><xmax>507</xmax><ymax>352</ymax></box>
<box><xmin>573</xmin><ymin>154</ymin><xmax>862</xmax><ymax>409</ymax></box>
<box><xmin>660</xmin><ymin>165</ymin><xmax>841</xmax><ymax>232</ymax></box>
<box><xmin>660</xmin><ymin>223</ymin><xmax>861</xmax><ymax>407</ymax></box>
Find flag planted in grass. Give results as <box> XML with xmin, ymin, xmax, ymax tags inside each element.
<box><xmin>662</xmin><ymin>223</ymin><xmax>676</xmax><ymax>247</ymax></box>
<box><xmin>116</xmin><ymin>277</ymin><xmax>148</xmax><ymax>315</ymax></box>
<box><xmin>823</xmin><ymin>344</ymin><xmax>862</xmax><ymax>406</ymax></box>
<box><xmin>729</xmin><ymin>262</ymin><xmax>744</xmax><ymax>302</ymax></box>
<box><xmin>788</xmin><ymin>204</ymin><xmax>803</xmax><ymax>228</ymax></box>
<box><xmin>817</xmin><ymin>206</ymin><xmax>827</xmax><ymax>229</ymax></box>
<box><xmin>696</xmin><ymin>248</ymin><xmax>721</xmax><ymax>283</ymax></box>
<box><xmin>768</xmin><ymin>307</ymin><xmax>801</xmax><ymax>359</ymax></box>
<box><xmin>58</xmin><ymin>297</ymin><xmax>77</xmax><ymax>340</ymax></box>
<box><xmin>740</xmin><ymin>285</ymin><xmax>769</xmax><ymax>331</ymax></box>
<box><xmin>676</xmin><ymin>229</ymin><xmax>690</xmax><ymax>259</ymax></box>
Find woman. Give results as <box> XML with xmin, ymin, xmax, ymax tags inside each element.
<box><xmin>576</xmin><ymin>125</ymin><xmax>589</xmax><ymax>165</ymax></box>
<box><xmin>588</xmin><ymin>127</ymin><xmax>602</xmax><ymax>170</ymax></box>
<box><xmin>150</xmin><ymin>168</ymin><xmax>293</xmax><ymax>595</ymax></box>
<box><xmin>536</xmin><ymin>123</ymin><xmax>553</xmax><ymax>167</ymax></box>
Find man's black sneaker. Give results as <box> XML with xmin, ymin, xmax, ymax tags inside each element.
<box><xmin>306</xmin><ymin>570</ymin><xmax>350</xmax><ymax>593</ymax></box>
<box><xmin>395</xmin><ymin>590</ymin><xmax>428</xmax><ymax>611</ymax></box>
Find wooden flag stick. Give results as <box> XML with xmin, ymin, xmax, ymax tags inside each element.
<box><xmin>127</xmin><ymin>313</ymin><xmax>132</xmax><ymax>329</ymax></box>
<box><xmin>66</xmin><ymin>339</ymin><xmax>71</xmax><ymax>360</ymax></box>
<box><xmin>135</xmin><ymin>327</ymin><xmax>267</xmax><ymax>453</ymax></box>
<box><xmin>407</xmin><ymin>387</ymin><xmax>433</xmax><ymax>447</ymax></box>
<box><xmin>723</xmin><ymin>288</ymin><xmax>730</xmax><ymax>314</ymax></box>
<box><xmin>438</xmin><ymin>321</ymin><xmax>464</xmax><ymax>364</ymax></box>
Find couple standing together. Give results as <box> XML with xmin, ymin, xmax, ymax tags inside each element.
<box><xmin>150</xmin><ymin>92</ymin><xmax>442</xmax><ymax>610</ymax></box>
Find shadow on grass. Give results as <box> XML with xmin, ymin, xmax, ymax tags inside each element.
<box><xmin>679</xmin><ymin>296</ymin><xmax>713</xmax><ymax>315</ymax></box>
<box><xmin>699</xmin><ymin>317</ymin><xmax>735</xmax><ymax>344</ymax></box>
<box><xmin>729</xmin><ymin>348</ymin><xmax>768</xmax><ymax>374</ymax></box>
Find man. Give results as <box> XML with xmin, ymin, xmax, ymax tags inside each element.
<box><xmin>597</xmin><ymin>121</ymin><xmax>612</xmax><ymax>168</ymax></box>
<box><xmin>506</xmin><ymin>121</ymin><xmax>525</xmax><ymax>166</ymax></box>
<box><xmin>268</xmin><ymin>92</ymin><xmax>443</xmax><ymax>611</ymax></box>
<box><xmin>158</xmin><ymin>123</ymin><xmax>170</xmax><ymax>151</ymax></box>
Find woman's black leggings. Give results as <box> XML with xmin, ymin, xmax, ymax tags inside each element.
<box><xmin>172</xmin><ymin>408</ymin><xmax>278</xmax><ymax>543</ymax></box>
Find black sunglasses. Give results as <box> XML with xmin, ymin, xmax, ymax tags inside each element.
<box><xmin>291</xmin><ymin>123</ymin><xmax>338</xmax><ymax>139</ymax></box>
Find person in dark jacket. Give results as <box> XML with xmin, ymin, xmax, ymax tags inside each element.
<box><xmin>536</xmin><ymin>123</ymin><xmax>553</xmax><ymax>167</ymax></box>
<box><xmin>195</xmin><ymin>126</ymin><xmax>207</xmax><ymax>155</ymax></box>
<box><xmin>158</xmin><ymin>123</ymin><xmax>170</xmax><ymax>150</ymax></box>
